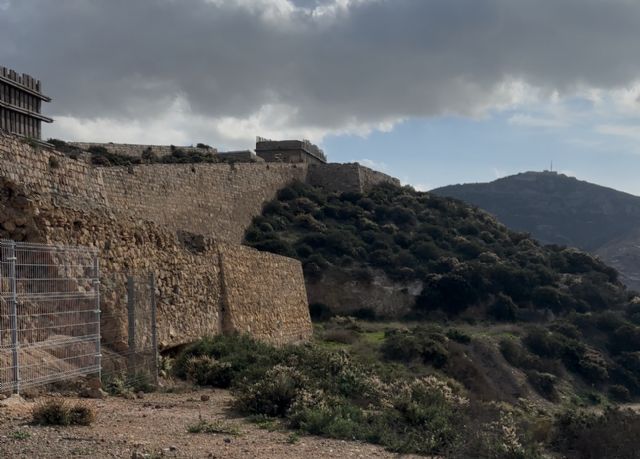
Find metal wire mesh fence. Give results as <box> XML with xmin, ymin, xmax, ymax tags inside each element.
<box><xmin>100</xmin><ymin>272</ymin><xmax>158</xmax><ymax>393</ymax></box>
<box><xmin>0</xmin><ymin>240</ymin><xmax>100</xmax><ymax>394</ymax></box>
<box><xmin>0</xmin><ymin>239</ymin><xmax>158</xmax><ymax>395</ymax></box>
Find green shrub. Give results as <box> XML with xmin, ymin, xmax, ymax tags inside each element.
<box><xmin>322</xmin><ymin>328</ymin><xmax>359</xmax><ymax>345</ymax></box>
<box><xmin>173</xmin><ymin>334</ymin><xmax>278</xmax><ymax>385</ymax></box>
<box><xmin>526</xmin><ymin>370</ymin><xmax>557</xmax><ymax>400</ymax></box>
<box><xmin>288</xmin><ymin>394</ymin><xmax>365</xmax><ymax>440</ymax></box>
<box><xmin>351</xmin><ymin>307</ymin><xmax>377</xmax><ymax>321</ymax></box>
<box><xmin>499</xmin><ymin>338</ymin><xmax>561</xmax><ymax>376</ymax></box>
<box><xmin>251</xmin><ymin>238</ymin><xmax>296</xmax><ymax>258</ymax></box>
<box><xmin>523</xmin><ymin>328</ymin><xmax>562</xmax><ymax>359</ymax></box>
<box><xmin>184</xmin><ymin>355</ymin><xmax>234</xmax><ymax>388</ymax></box>
<box><xmin>141</xmin><ymin>147</ymin><xmax>157</xmax><ymax>162</ymax></box>
<box><xmin>234</xmin><ymin>365</ymin><xmax>307</xmax><ymax>417</ymax></box>
<box><xmin>552</xmin><ymin>408</ymin><xmax>640</xmax><ymax>459</ymax></box>
<box><xmin>382</xmin><ymin>328</ymin><xmax>449</xmax><ymax>368</ymax></box>
<box><xmin>309</xmin><ymin>302</ymin><xmax>333</xmax><ymax>321</ymax></box>
<box><xmin>611</xmin><ymin>324</ymin><xmax>640</xmax><ymax>354</ymax></box>
<box><xmin>609</xmin><ymin>384</ymin><xmax>632</xmax><ymax>402</ymax></box>
<box><xmin>9</xmin><ymin>430</ymin><xmax>31</xmax><ymax>440</ymax></box>
<box><xmin>446</xmin><ymin>328</ymin><xmax>472</xmax><ymax>344</ymax></box>
<box><xmin>489</xmin><ymin>293</ymin><xmax>517</xmax><ymax>321</ymax></box>
<box><xmin>277</xmin><ymin>186</ymin><xmax>299</xmax><ymax>201</ymax></box>
<box><xmin>243</xmin><ymin>180</ymin><xmax>630</xmax><ymax>328</ymax></box>
<box><xmin>532</xmin><ymin>286</ymin><xmax>577</xmax><ymax>313</ymax></box>
<box><xmin>176</xmin><ymin>335</ymin><xmax>547</xmax><ymax>456</ymax></box>
<box><xmin>32</xmin><ymin>399</ymin><xmax>95</xmax><ymax>426</ymax></box>
<box><xmin>415</xmin><ymin>274</ymin><xmax>480</xmax><ymax>316</ymax></box>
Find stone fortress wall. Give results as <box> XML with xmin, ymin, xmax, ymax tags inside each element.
<box><xmin>307</xmin><ymin>162</ymin><xmax>401</xmax><ymax>194</ymax></box>
<box><xmin>0</xmin><ymin>130</ymin><xmax>400</xmax><ymax>347</ymax></box>
<box><xmin>0</xmin><ymin>131</ymin><xmax>311</xmax><ymax>348</ymax></box>
<box><xmin>100</xmin><ymin>162</ymin><xmax>308</xmax><ymax>244</ymax></box>
<box><xmin>68</xmin><ymin>141</ymin><xmax>217</xmax><ymax>158</ymax></box>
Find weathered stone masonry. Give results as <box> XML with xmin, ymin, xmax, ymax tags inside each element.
<box><xmin>68</xmin><ymin>142</ymin><xmax>217</xmax><ymax>158</ymax></box>
<box><xmin>308</xmin><ymin>162</ymin><xmax>401</xmax><ymax>194</ymax></box>
<box><xmin>100</xmin><ymin>162</ymin><xmax>309</xmax><ymax>244</ymax></box>
<box><xmin>0</xmin><ymin>131</ymin><xmax>311</xmax><ymax>347</ymax></box>
<box><xmin>0</xmin><ymin>130</ymin><xmax>400</xmax><ymax>347</ymax></box>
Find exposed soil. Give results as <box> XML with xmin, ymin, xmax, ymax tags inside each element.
<box><xmin>0</xmin><ymin>389</ymin><xmax>422</xmax><ymax>458</ymax></box>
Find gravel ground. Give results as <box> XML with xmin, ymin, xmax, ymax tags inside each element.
<box><xmin>0</xmin><ymin>389</ymin><xmax>423</xmax><ymax>458</ymax></box>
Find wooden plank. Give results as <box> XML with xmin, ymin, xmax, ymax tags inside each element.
<box><xmin>0</xmin><ymin>66</ymin><xmax>51</xmax><ymax>138</ymax></box>
<box><xmin>0</xmin><ymin>99</ymin><xmax>53</xmax><ymax>123</ymax></box>
<box><xmin>0</xmin><ymin>74</ymin><xmax>51</xmax><ymax>101</ymax></box>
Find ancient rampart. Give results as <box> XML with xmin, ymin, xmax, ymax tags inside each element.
<box><xmin>0</xmin><ymin>130</ymin><xmax>400</xmax><ymax>347</ymax></box>
<box><xmin>100</xmin><ymin>162</ymin><xmax>308</xmax><ymax>244</ymax></box>
<box><xmin>307</xmin><ymin>162</ymin><xmax>400</xmax><ymax>194</ymax></box>
<box><xmin>68</xmin><ymin>142</ymin><xmax>217</xmax><ymax>158</ymax></box>
<box><xmin>0</xmin><ymin>131</ymin><xmax>312</xmax><ymax>347</ymax></box>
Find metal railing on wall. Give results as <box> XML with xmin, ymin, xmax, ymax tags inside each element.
<box><xmin>0</xmin><ymin>240</ymin><xmax>101</xmax><ymax>394</ymax></box>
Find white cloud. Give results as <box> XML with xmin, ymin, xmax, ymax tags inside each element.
<box><xmin>45</xmin><ymin>98</ymin><xmax>401</xmax><ymax>151</ymax></box>
<box><xmin>412</xmin><ymin>183</ymin><xmax>431</xmax><ymax>192</ymax></box>
<box><xmin>508</xmin><ymin>114</ymin><xmax>568</xmax><ymax>128</ymax></box>
<box><xmin>205</xmin><ymin>0</ymin><xmax>297</xmax><ymax>22</ymax></box>
<box><xmin>355</xmin><ymin>158</ymin><xmax>390</xmax><ymax>172</ymax></box>
<box><xmin>596</xmin><ymin>124</ymin><xmax>640</xmax><ymax>141</ymax></box>
<box><xmin>492</xmin><ymin>168</ymin><xmax>507</xmax><ymax>179</ymax></box>
<box><xmin>8</xmin><ymin>0</ymin><xmax>640</xmax><ymax>149</ymax></box>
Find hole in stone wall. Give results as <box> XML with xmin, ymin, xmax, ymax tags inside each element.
<box><xmin>48</xmin><ymin>156</ymin><xmax>60</xmax><ymax>169</ymax></box>
<box><xmin>73</xmin><ymin>220</ymin><xmax>83</xmax><ymax>231</ymax></box>
<box><xmin>177</xmin><ymin>230</ymin><xmax>207</xmax><ymax>254</ymax></box>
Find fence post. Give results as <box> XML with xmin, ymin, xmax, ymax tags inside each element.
<box><xmin>149</xmin><ymin>272</ymin><xmax>158</xmax><ymax>385</ymax></box>
<box><xmin>7</xmin><ymin>241</ymin><xmax>20</xmax><ymax>394</ymax></box>
<box><xmin>127</xmin><ymin>274</ymin><xmax>136</xmax><ymax>379</ymax></box>
<box><xmin>93</xmin><ymin>253</ymin><xmax>101</xmax><ymax>382</ymax></box>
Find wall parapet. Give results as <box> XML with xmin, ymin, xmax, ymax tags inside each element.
<box><xmin>0</xmin><ymin>131</ymin><xmax>402</xmax><ymax>244</ymax></box>
<box><xmin>68</xmin><ymin>142</ymin><xmax>217</xmax><ymax>158</ymax></box>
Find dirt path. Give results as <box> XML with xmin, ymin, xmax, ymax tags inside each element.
<box><xmin>0</xmin><ymin>389</ymin><xmax>420</xmax><ymax>458</ymax></box>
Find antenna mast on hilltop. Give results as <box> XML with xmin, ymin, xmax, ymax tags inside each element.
<box><xmin>550</xmin><ymin>161</ymin><xmax>553</xmax><ymax>172</ymax></box>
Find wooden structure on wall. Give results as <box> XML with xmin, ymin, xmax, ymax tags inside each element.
<box><xmin>0</xmin><ymin>66</ymin><xmax>52</xmax><ymax>140</ymax></box>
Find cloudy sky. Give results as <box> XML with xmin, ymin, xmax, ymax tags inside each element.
<box><xmin>2</xmin><ymin>0</ymin><xmax>640</xmax><ymax>193</ymax></box>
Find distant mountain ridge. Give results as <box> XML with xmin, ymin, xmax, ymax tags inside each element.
<box><xmin>432</xmin><ymin>171</ymin><xmax>640</xmax><ymax>291</ymax></box>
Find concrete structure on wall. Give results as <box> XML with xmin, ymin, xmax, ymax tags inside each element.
<box><xmin>255</xmin><ymin>137</ymin><xmax>327</xmax><ymax>164</ymax></box>
<box><xmin>0</xmin><ymin>66</ymin><xmax>52</xmax><ymax>140</ymax></box>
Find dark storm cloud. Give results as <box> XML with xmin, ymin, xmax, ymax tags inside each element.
<box><xmin>1</xmin><ymin>0</ymin><xmax>640</xmax><ymax>133</ymax></box>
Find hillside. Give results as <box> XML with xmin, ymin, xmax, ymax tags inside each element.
<box><xmin>596</xmin><ymin>229</ymin><xmax>640</xmax><ymax>291</ymax></box>
<box><xmin>245</xmin><ymin>180</ymin><xmax>626</xmax><ymax>318</ymax></box>
<box><xmin>432</xmin><ymin>171</ymin><xmax>640</xmax><ymax>291</ymax></box>
<box><xmin>432</xmin><ymin>171</ymin><xmax>640</xmax><ymax>251</ymax></box>
<box><xmin>243</xmin><ymin>181</ymin><xmax>640</xmax><ymax>399</ymax></box>
<box><xmin>231</xmin><ymin>181</ymin><xmax>640</xmax><ymax>455</ymax></box>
